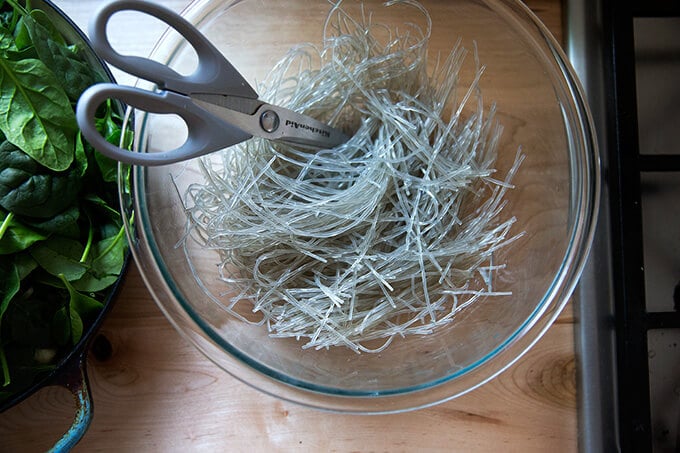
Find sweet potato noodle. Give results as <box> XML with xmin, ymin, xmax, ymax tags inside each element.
<box><xmin>181</xmin><ymin>0</ymin><xmax>524</xmax><ymax>353</ymax></box>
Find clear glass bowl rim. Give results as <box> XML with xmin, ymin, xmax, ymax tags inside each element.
<box><xmin>120</xmin><ymin>0</ymin><xmax>601</xmax><ymax>413</ymax></box>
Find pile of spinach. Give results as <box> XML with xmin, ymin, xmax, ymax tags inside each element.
<box><xmin>0</xmin><ymin>0</ymin><xmax>130</xmax><ymax>405</ymax></box>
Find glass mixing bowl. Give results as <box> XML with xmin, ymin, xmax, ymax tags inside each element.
<box><xmin>121</xmin><ymin>0</ymin><xmax>599</xmax><ymax>413</ymax></box>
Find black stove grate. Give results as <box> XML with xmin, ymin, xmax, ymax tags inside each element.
<box><xmin>603</xmin><ymin>0</ymin><xmax>680</xmax><ymax>451</ymax></box>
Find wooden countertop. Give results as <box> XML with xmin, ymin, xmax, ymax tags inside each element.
<box><xmin>1</xmin><ymin>1</ymin><xmax>577</xmax><ymax>451</ymax></box>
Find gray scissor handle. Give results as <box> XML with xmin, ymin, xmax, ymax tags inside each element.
<box><xmin>89</xmin><ymin>0</ymin><xmax>257</xmax><ymax>98</ymax></box>
<box><xmin>76</xmin><ymin>84</ymin><xmax>252</xmax><ymax>165</ymax></box>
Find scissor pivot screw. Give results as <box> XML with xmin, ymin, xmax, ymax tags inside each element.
<box><xmin>260</xmin><ymin>110</ymin><xmax>280</xmax><ymax>133</ymax></box>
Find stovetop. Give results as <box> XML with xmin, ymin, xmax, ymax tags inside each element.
<box><xmin>565</xmin><ymin>1</ymin><xmax>680</xmax><ymax>452</ymax></box>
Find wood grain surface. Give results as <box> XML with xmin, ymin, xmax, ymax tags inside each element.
<box><xmin>0</xmin><ymin>1</ymin><xmax>578</xmax><ymax>452</ymax></box>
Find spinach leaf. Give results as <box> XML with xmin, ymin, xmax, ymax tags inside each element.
<box><xmin>24</xmin><ymin>9</ymin><xmax>64</xmax><ymax>45</ymax></box>
<box><xmin>0</xmin><ymin>26</ymin><xmax>14</xmax><ymax>51</ymax></box>
<box><xmin>22</xmin><ymin>11</ymin><xmax>100</xmax><ymax>102</ymax></box>
<box><xmin>72</xmin><ymin>225</ymin><xmax>127</xmax><ymax>292</ymax></box>
<box><xmin>74</xmin><ymin>132</ymin><xmax>87</xmax><ymax>177</ymax></box>
<box><xmin>95</xmin><ymin>149</ymin><xmax>119</xmax><ymax>183</ymax></box>
<box><xmin>1</xmin><ymin>23</ymin><xmax>37</xmax><ymax>67</ymax></box>
<box><xmin>0</xmin><ymin>211</ymin><xmax>46</xmax><ymax>254</ymax></box>
<box><xmin>59</xmin><ymin>276</ymin><xmax>102</xmax><ymax>344</ymax></box>
<box><xmin>22</xmin><ymin>205</ymin><xmax>80</xmax><ymax>236</ymax></box>
<box><xmin>91</xmin><ymin>104</ymin><xmax>132</xmax><ymax>182</ymax></box>
<box><xmin>1</xmin><ymin>43</ymin><xmax>36</xmax><ymax>62</ymax></box>
<box><xmin>69</xmin><ymin>309</ymin><xmax>83</xmax><ymax>345</ymax></box>
<box><xmin>0</xmin><ymin>56</ymin><xmax>76</xmax><ymax>170</ymax></box>
<box><xmin>0</xmin><ymin>260</ymin><xmax>19</xmax><ymax>320</ymax></box>
<box><xmin>29</xmin><ymin>236</ymin><xmax>87</xmax><ymax>281</ymax></box>
<box><xmin>0</xmin><ymin>139</ymin><xmax>80</xmax><ymax>217</ymax></box>
<box><xmin>60</xmin><ymin>275</ymin><xmax>103</xmax><ymax>317</ymax></box>
<box><xmin>11</xmin><ymin>15</ymin><xmax>30</xmax><ymax>49</ymax></box>
<box><xmin>12</xmin><ymin>251</ymin><xmax>37</xmax><ymax>279</ymax></box>
<box><xmin>0</xmin><ymin>260</ymin><xmax>19</xmax><ymax>385</ymax></box>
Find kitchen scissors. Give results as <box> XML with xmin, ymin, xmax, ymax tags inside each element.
<box><xmin>76</xmin><ymin>0</ymin><xmax>349</xmax><ymax>166</ymax></box>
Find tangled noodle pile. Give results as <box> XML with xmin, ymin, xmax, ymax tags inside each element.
<box><xmin>182</xmin><ymin>0</ymin><xmax>523</xmax><ymax>352</ymax></box>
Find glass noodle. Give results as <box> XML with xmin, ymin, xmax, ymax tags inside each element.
<box><xmin>180</xmin><ymin>0</ymin><xmax>524</xmax><ymax>353</ymax></box>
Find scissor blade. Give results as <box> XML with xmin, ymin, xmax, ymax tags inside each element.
<box><xmin>192</xmin><ymin>95</ymin><xmax>349</xmax><ymax>150</ymax></box>
<box><xmin>193</xmin><ymin>93</ymin><xmax>263</xmax><ymax>115</ymax></box>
